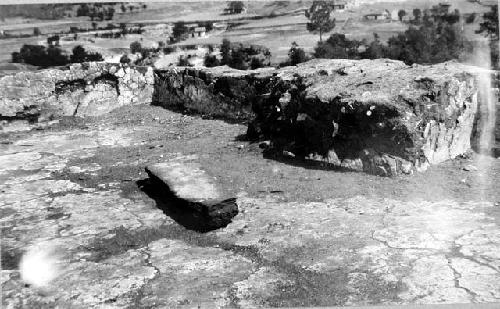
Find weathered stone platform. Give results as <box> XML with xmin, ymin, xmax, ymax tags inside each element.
<box><xmin>1</xmin><ymin>103</ymin><xmax>499</xmax><ymax>308</ymax></box>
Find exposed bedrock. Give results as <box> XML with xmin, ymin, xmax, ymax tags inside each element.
<box><xmin>1</xmin><ymin>59</ymin><xmax>496</xmax><ymax>175</ymax></box>
<box><xmin>154</xmin><ymin>59</ymin><xmax>496</xmax><ymax>176</ymax></box>
<box><xmin>0</xmin><ymin>62</ymin><xmax>154</xmax><ymax>123</ymax></box>
<box><xmin>153</xmin><ymin>66</ymin><xmax>276</xmax><ymax>121</ymax></box>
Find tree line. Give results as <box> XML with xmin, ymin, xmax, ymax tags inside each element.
<box><xmin>12</xmin><ymin>45</ymin><xmax>103</xmax><ymax>68</ymax></box>
<box><xmin>298</xmin><ymin>2</ymin><xmax>498</xmax><ymax>67</ymax></box>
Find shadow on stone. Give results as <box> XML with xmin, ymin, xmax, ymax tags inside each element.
<box><xmin>137</xmin><ymin>178</ymin><xmax>238</xmax><ymax>233</ymax></box>
<box><xmin>262</xmin><ymin>148</ymin><xmax>355</xmax><ymax>174</ymax></box>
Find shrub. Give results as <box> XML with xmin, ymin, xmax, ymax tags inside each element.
<box><xmin>249</xmin><ymin>56</ymin><xmax>265</xmax><ymax>69</ymax></box>
<box><xmin>70</xmin><ymin>45</ymin><xmax>103</xmax><ymax>63</ymax></box>
<box><xmin>177</xmin><ymin>55</ymin><xmax>191</xmax><ymax>66</ymax></box>
<box><xmin>465</xmin><ymin>13</ymin><xmax>476</xmax><ymax>24</ymax></box>
<box><xmin>219</xmin><ymin>39</ymin><xmax>271</xmax><ymax>69</ymax></box>
<box><xmin>314</xmin><ymin>33</ymin><xmax>361</xmax><ymax>59</ymax></box>
<box><xmin>12</xmin><ymin>44</ymin><xmax>65</xmax><ymax>67</ymax></box>
<box><xmin>287</xmin><ymin>41</ymin><xmax>308</xmax><ymax>65</ymax></box>
<box><xmin>172</xmin><ymin>21</ymin><xmax>188</xmax><ymax>41</ymax></box>
<box><xmin>130</xmin><ymin>41</ymin><xmax>142</xmax><ymax>54</ymax></box>
<box><xmin>120</xmin><ymin>54</ymin><xmax>131</xmax><ymax>64</ymax></box>
<box><xmin>204</xmin><ymin>53</ymin><xmax>220</xmax><ymax>67</ymax></box>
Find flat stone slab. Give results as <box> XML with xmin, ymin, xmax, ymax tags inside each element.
<box><xmin>145</xmin><ymin>160</ymin><xmax>220</xmax><ymax>202</ymax></box>
<box><xmin>145</xmin><ymin>157</ymin><xmax>238</xmax><ymax>232</ymax></box>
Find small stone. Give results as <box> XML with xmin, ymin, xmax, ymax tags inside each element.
<box><xmin>282</xmin><ymin>151</ymin><xmax>295</xmax><ymax>158</ymax></box>
<box><xmin>259</xmin><ymin>141</ymin><xmax>271</xmax><ymax>149</ymax></box>
<box><xmin>463</xmin><ymin>165</ymin><xmax>478</xmax><ymax>171</ymax></box>
<box><xmin>236</xmin><ymin>144</ymin><xmax>245</xmax><ymax>150</ymax></box>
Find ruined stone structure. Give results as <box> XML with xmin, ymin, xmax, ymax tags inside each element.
<box><xmin>154</xmin><ymin>59</ymin><xmax>493</xmax><ymax>176</ymax></box>
<box><xmin>1</xmin><ymin>59</ymin><xmax>494</xmax><ymax>175</ymax></box>
<box><xmin>0</xmin><ymin>62</ymin><xmax>154</xmax><ymax>122</ymax></box>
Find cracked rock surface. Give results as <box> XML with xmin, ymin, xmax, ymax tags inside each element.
<box><xmin>1</xmin><ymin>104</ymin><xmax>499</xmax><ymax>308</ymax></box>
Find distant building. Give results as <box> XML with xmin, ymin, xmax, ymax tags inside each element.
<box><xmin>47</xmin><ymin>35</ymin><xmax>60</xmax><ymax>46</ymax></box>
<box><xmin>192</xmin><ymin>27</ymin><xmax>206</xmax><ymax>37</ymax></box>
<box><xmin>212</xmin><ymin>22</ymin><xmax>228</xmax><ymax>31</ymax></box>
<box><xmin>332</xmin><ymin>1</ymin><xmax>347</xmax><ymax>11</ymax></box>
<box><xmin>364</xmin><ymin>10</ymin><xmax>390</xmax><ymax>21</ymax></box>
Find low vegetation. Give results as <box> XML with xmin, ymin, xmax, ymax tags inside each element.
<box><xmin>203</xmin><ymin>39</ymin><xmax>271</xmax><ymax>70</ymax></box>
<box><xmin>11</xmin><ymin>45</ymin><xmax>103</xmax><ymax>68</ymax></box>
<box><xmin>296</xmin><ymin>1</ymin><xmax>496</xmax><ymax>67</ymax></box>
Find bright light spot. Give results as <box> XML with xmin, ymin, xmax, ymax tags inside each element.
<box><xmin>19</xmin><ymin>242</ymin><xmax>62</xmax><ymax>288</ymax></box>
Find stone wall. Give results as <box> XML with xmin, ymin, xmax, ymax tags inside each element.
<box><xmin>0</xmin><ymin>62</ymin><xmax>154</xmax><ymax>123</ymax></box>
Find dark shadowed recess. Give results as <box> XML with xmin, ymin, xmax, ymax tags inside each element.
<box><xmin>137</xmin><ymin>175</ymin><xmax>238</xmax><ymax>233</ymax></box>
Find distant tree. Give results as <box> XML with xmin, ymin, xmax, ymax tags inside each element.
<box><xmin>77</xmin><ymin>4</ymin><xmax>90</xmax><ymax>17</ymax></box>
<box><xmin>177</xmin><ymin>55</ymin><xmax>191</xmax><ymax>66</ymax></box>
<box><xmin>227</xmin><ymin>1</ymin><xmax>245</xmax><ymax>14</ymax></box>
<box><xmin>158</xmin><ymin>41</ymin><xmax>165</xmax><ymax>48</ymax></box>
<box><xmin>422</xmin><ymin>9</ymin><xmax>432</xmax><ymax>25</ymax></box>
<box><xmin>172</xmin><ymin>21</ymin><xmax>188</xmax><ymax>41</ymax></box>
<box><xmin>13</xmin><ymin>44</ymin><xmax>69</xmax><ymax>67</ymax></box>
<box><xmin>33</xmin><ymin>27</ymin><xmax>41</xmax><ymax>36</ymax></box>
<box><xmin>398</xmin><ymin>9</ymin><xmax>407</xmax><ymax>22</ymax></box>
<box><xmin>70</xmin><ymin>45</ymin><xmax>87</xmax><ymax>63</ymax></box>
<box><xmin>413</xmin><ymin>8</ymin><xmax>422</xmax><ymax>22</ymax></box>
<box><xmin>91</xmin><ymin>22</ymin><xmax>97</xmax><ymax>30</ymax></box>
<box><xmin>250</xmin><ymin>57</ymin><xmax>265</xmax><ymax>69</ymax></box>
<box><xmin>220</xmin><ymin>38</ymin><xmax>232</xmax><ymax>65</ymax></box>
<box><xmin>11</xmin><ymin>52</ymin><xmax>22</xmax><ymax>63</ymax></box>
<box><xmin>204</xmin><ymin>53</ymin><xmax>220</xmax><ymax>67</ymax></box>
<box><xmin>120</xmin><ymin>3</ymin><xmax>127</xmax><ymax>13</ymax></box>
<box><xmin>385</xmin><ymin>22</ymin><xmax>466</xmax><ymax>65</ymax></box>
<box><xmin>476</xmin><ymin>5</ymin><xmax>499</xmax><ymax>68</ymax></box>
<box><xmin>362</xmin><ymin>33</ymin><xmax>387</xmax><ymax>59</ymax></box>
<box><xmin>476</xmin><ymin>5</ymin><xmax>498</xmax><ymax>40</ymax></box>
<box><xmin>120</xmin><ymin>54</ymin><xmax>131</xmax><ymax>64</ymax></box>
<box><xmin>142</xmin><ymin>4</ymin><xmax>147</xmax><ymax>10</ymax></box>
<box><xmin>106</xmin><ymin>7</ymin><xmax>114</xmax><ymax>20</ymax></box>
<box><xmin>128</xmin><ymin>5</ymin><xmax>134</xmax><ymax>12</ymax></box>
<box><xmin>119</xmin><ymin>23</ymin><xmax>128</xmax><ymax>35</ymax></box>
<box><xmin>465</xmin><ymin>13</ymin><xmax>476</xmax><ymax>24</ymax></box>
<box><xmin>70</xmin><ymin>45</ymin><xmax>103</xmax><ymax>63</ymax></box>
<box><xmin>314</xmin><ymin>33</ymin><xmax>361</xmax><ymax>59</ymax></box>
<box><xmin>287</xmin><ymin>41</ymin><xmax>308</xmax><ymax>65</ymax></box>
<box><xmin>200</xmin><ymin>21</ymin><xmax>214</xmax><ymax>32</ymax></box>
<box><xmin>130</xmin><ymin>41</ymin><xmax>142</xmax><ymax>54</ymax></box>
<box><xmin>305</xmin><ymin>1</ymin><xmax>335</xmax><ymax>42</ymax></box>
<box><xmin>47</xmin><ymin>46</ymin><xmax>69</xmax><ymax>66</ymax></box>
<box><xmin>230</xmin><ymin>48</ymin><xmax>247</xmax><ymax>69</ymax></box>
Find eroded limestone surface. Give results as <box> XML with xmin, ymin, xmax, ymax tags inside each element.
<box><xmin>0</xmin><ymin>62</ymin><xmax>154</xmax><ymax>123</ymax></box>
<box><xmin>1</xmin><ymin>106</ymin><xmax>499</xmax><ymax>308</ymax></box>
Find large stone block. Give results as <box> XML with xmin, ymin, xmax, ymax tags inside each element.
<box><xmin>153</xmin><ymin>59</ymin><xmax>495</xmax><ymax>175</ymax></box>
